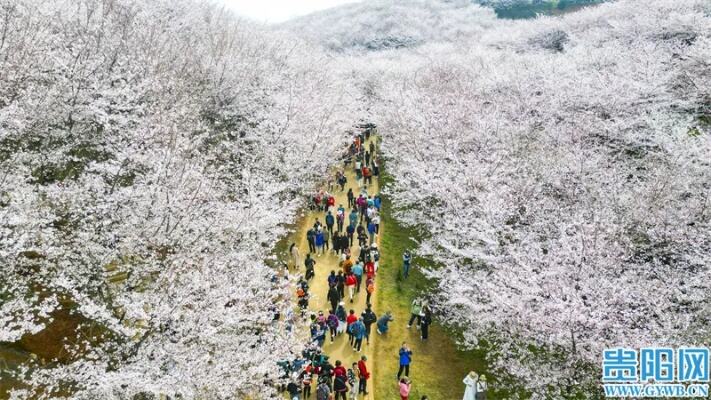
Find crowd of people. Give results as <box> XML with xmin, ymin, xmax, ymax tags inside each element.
<box><xmin>280</xmin><ymin>126</ymin><xmax>488</xmax><ymax>400</ymax></box>
<box><xmin>281</xmin><ymin>126</ymin><xmax>390</xmax><ymax>400</ymax></box>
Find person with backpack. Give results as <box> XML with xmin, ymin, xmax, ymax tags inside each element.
<box><xmin>397</xmin><ymin>342</ymin><xmax>413</xmax><ymax>380</ymax></box>
<box><xmin>357</xmin><ymin>356</ymin><xmax>370</xmax><ymax>395</ymax></box>
<box><xmin>336</xmin><ymin>302</ymin><xmax>347</xmax><ymax>334</ymax></box>
<box><xmin>365</xmin><ymin>277</ymin><xmax>375</xmax><ymax>305</ymax></box>
<box><xmin>351</xmin><ymin>318</ymin><xmax>366</xmax><ymax>352</ymax></box>
<box><xmin>347</xmin><ymin>363</ymin><xmax>359</xmax><ymax>400</ymax></box>
<box><xmin>327</xmin><ymin>310</ymin><xmax>339</xmax><ymax>342</ymax></box>
<box><xmin>333</xmin><ymin>360</ymin><xmax>348</xmax><ymax>400</ymax></box>
<box><xmin>346</xmin><ymin>309</ymin><xmax>358</xmax><ymax>346</ymax></box>
<box><xmin>376</xmin><ymin>311</ymin><xmax>393</xmax><ymax>335</ymax></box>
<box><xmin>300</xmin><ymin>364</ymin><xmax>313</xmax><ymax>398</ymax></box>
<box><xmin>361</xmin><ymin>306</ymin><xmax>377</xmax><ymax>344</ymax></box>
<box><xmin>316</xmin><ymin>377</ymin><xmax>331</xmax><ymax>400</ymax></box>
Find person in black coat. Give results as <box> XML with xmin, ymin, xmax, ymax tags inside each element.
<box><xmin>420</xmin><ymin>307</ymin><xmax>432</xmax><ymax>341</ymax></box>
<box><xmin>328</xmin><ymin>286</ymin><xmax>340</xmax><ymax>313</ymax></box>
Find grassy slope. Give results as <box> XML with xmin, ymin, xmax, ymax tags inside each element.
<box><xmin>372</xmin><ymin>174</ymin><xmax>496</xmax><ymax>399</ymax></box>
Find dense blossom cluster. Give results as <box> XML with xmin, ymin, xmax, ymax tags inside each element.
<box><xmin>360</xmin><ymin>0</ymin><xmax>710</xmax><ymax>397</ymax></box>
<box><xmin>0</xmin><ymin>0</ymin><xmax>357</xmax><ymax>398</ymax></box>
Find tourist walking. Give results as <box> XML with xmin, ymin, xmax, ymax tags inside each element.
<box><xmin>316</xmin><ymin>377</ymin><xmax>331</xmax><ymax>400</ymax></box>
<box><xmin>345</xmin><ymin>273</ymin><xmax>357</xmax><ymax>302</ymax></box>
<box><xmin>327</xmin><ymin>310</ymin><xmax>339</xmax><ymax>342</ymax></box>
<box><xmin>307</xmin><ymin>228</ymin><xmax>316</xmax><ymax>253</ymax></box>
<box><xmin>357</xmin><ymin>356</ymin><xmax>370</xmax><ymax>395</ymax></box>
<box><xmin>328</xmin><ymin>285</ymin><xmax>340</xmax><ymax>313</ymax></box>
<box><xmin>361</xmin><ymin>306</ymin><xmax>377</xmax><ymax>344</ymax></box>
<box><xmin>365</xmin><ymin>277</ymin><xmax>375</xmax><ymax>305</ymax></box>
<box><xmin>352</xmin><ymin>261</ymin><xmax>363</xmax><ymax>292</ymax></box>
<box><xmin>351</xmin><ymin>318</ymin><xmax>366</xmax><ymax>352</ymax></box>
<box><xmin>315</xmin><ymin>228</ymin><xmax>325</xmax><ymax>256</ymax></box>
<box><xmin>333</xmin><ymin>360</ymin><xmax>348</xmax><ymax>400</ymax></box>
<box><xmin>347</xmin><ymin>363</ymin><xmax>359</xmax><ymax>400</ymax></box>
<box><xmin>304</xmin><ymin>253</ymin><xmax>316</xmax><ymax>280</ymax></box>
<box><xmin>347</xmin><ymin>188</ymin><xmax>354</xmax><ymax>208</ymax></box>
<box><xmin>326</xmin><ymin>211</ymin><xmax>335</xmax><ymax>234</ymax></box>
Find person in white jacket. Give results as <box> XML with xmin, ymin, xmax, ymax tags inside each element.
<box><xmin>462</xmin><ymin>371</ymin><xmax>478</xmax><ymax>400</ymax></box>
<box><xmin>290</xmin><ymin>243</ymin><xmax>300</xmax><ymax>269</ymax></box>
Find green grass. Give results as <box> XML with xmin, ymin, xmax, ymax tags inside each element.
<box><xmin>372</xmin><ymin>191</ymin><xmax>497</xmax><ymax>400</ymax></box>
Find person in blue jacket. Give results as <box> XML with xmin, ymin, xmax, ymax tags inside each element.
<box><xmin>376</xmin><ymin>311</ymin><xmax>393</xmax><ymax>335</ymax></box>
<box><xmin>325</xmin><ymin>211</ymin><xmax>335</xmax><ymax>234</ymax></box>
<box><xmin>350</xmin><ymin>318</ymin><xmax>367</xmax><ymax>352</ymax></box>
<box><xmin>397</xmin><ymin>342</ymin><xmax>413</xmax><ymax>380</ymax></box>
<box><xmin>367</xmin><ymin>221</ymin><xmax>376</xmax><ymax>245</ymax></box>
<box><xmin>315</xmin><ymin>228</ymin><xmax>325</xmax><ymax>256</ymax></box>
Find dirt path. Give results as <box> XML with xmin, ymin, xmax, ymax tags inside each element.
<box><xmin>287</xmin><ymin>135</ymin><xmax>381</xmax><ymax>399</ymax></box>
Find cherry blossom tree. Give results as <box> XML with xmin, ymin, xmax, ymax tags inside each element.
<box><xmin>0</xmin><ymin>0</ymin><xmax>358</xmax><ymax>398</ymax></box>
<box><xmin>364</xmin><ymin>0</ymin><xmax>710</xmax><ymax>397</ymax></box>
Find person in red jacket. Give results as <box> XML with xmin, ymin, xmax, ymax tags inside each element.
<box><xmin>346</xmin><ymin>309</ymin><xmax>358</xmax><ymax>346</ymax></box>
<box><xmin>345</xmin><ymin>273</ymin><xmax>357</xmax><ymax>302</ymax></box>
<box><xmin>365</xmin><ymin>260</ymin><xmax>376</xmax><ymax>280</ymax></box>
<box><xmin>358</xmin><ymin>355</ymin><xmax>370</xmax><ymax>395</ymax></box>
<box><xmin>332</xmin><ymin>360</ymin><xmax>348</xmax><ymax>400</ymax></box>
